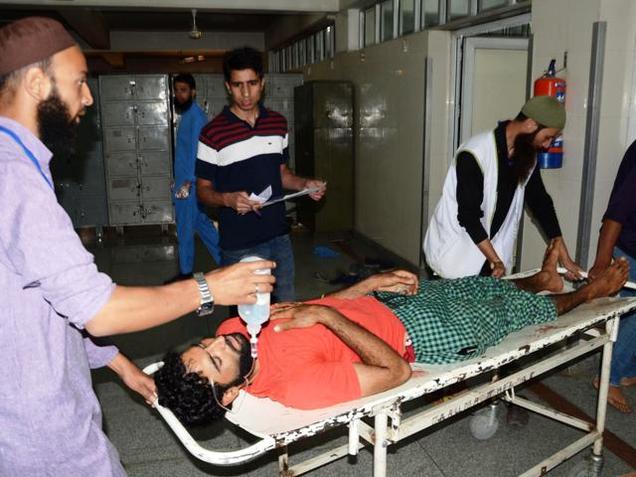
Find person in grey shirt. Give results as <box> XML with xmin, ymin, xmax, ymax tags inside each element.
<box><xmin>0</xmin><ymin>17</ymin><xmax>274</xmax><ymax>477</ymax></box>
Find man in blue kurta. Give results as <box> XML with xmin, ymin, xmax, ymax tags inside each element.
<box><xmin>172</xmin><ymin>74</ymin><xmax>220</xmax><ymax>277</ymax></box>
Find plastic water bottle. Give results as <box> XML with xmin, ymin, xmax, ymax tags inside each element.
<box><xmin>237</xmin><ymin>255</ymin><xmax>271</xmax><ymax>358</ymax></box>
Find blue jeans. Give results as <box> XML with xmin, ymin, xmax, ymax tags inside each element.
<box><xmin>221</xmin><ymin>234</ymin><xmax>295</xmax><ymax>302</ymax></box>
<box><xmin>175</xmin><ymin>195</ymin><xmax>221</xmax><ymax>275</ymax></box>
<box><xmin>610</xmin><ymin>247</ymin><xmax>636</xmax><ymax>385</ymax></box>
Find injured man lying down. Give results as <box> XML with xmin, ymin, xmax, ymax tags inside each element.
<box><xmin>155</xmin><ymin>245</ymin><xmax>629</xmax><ymax>425</ymax></box>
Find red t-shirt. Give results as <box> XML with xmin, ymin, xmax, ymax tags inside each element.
<box><xmin>216</xmin><ymin>296</ymin><xmax>407</xmax><ymax>409</ymax></box>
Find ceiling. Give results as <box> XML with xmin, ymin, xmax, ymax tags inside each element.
<box><xmin>0</xmin><ymin>4</ymin><xmax>330</xmax><ymax>49</ymax></box>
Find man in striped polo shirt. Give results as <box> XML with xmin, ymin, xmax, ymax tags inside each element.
<box><xmin>196</xmin><ymin>47</ymin><xmax>325</xmax><ymax>301</ymax></box>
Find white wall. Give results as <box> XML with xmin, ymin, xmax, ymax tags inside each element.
<box><xmin>424</xmin><ymin>31</ymin><xmax>453</xmax><ymax>222</ymax></box>
<box><xmin>305</xmin><ymin>31</ymin><xmax>448</xmax><ymax>266</ymax></box>
<box><xmin>521</xmin><ymin>0</ymin><xmax>636</xmax><ymax>270</ymax></box>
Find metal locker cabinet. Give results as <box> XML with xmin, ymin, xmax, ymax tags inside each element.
<box><xmin>100</xmin><ymin>74</ymin><xmax>174</xmax><ymax>226</ymax></box>
<box><xmin>294</xmin><ymin>81</ymin><xmax>354</xmax><ymax>232</ymax></box>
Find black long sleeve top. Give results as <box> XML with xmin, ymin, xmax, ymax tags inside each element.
<box><xmin>455</xmin><ymin>122</ymin><xmax>562</xmax><ymax>273</ymax></box>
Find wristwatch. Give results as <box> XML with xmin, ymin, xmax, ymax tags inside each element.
<box><xmin>193</xmin><ymin>272</ymin><xmax>214</xmax><ymax>316</ymax></box>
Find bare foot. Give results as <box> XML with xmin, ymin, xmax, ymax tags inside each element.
<box><xmin>533</xmin><ymin>242</ymin><xmax>564</xmax><ymax>293</ymax></box>
<box><xmin>593</xmin><ymin>377</ymin><xmax>633</xmax><ymax>413</ymax></box>
<box><xmin>585</xmin><ymin>258</ymin><xmax>629</xmax><ymax>300</ymax></box>
<box><xmin>620</xmin><ymin>375</ymin><xmax>636</xmax><ymax>387</ymax></box>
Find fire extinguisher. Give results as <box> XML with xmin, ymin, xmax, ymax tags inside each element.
<box><xmin>533</xmin><ymin>59</ymin><xmax>566</xmax><ymax>169</ymax></box>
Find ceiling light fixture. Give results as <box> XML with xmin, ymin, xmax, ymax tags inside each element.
<box><xmin>189</xmin><ymin>9</ymin><xmax>202</xmax><ymax>40</ymax></box>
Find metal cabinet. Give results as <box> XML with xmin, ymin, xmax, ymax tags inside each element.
<box><xmin>294</xmin><ymin>81</ymin><xmax>354</xmax><ymax>232</ymax></box>
<box><xmin>100</xmin><ymin>74</ymin><xmax>174</xmax><ymax>226</ymax></box>
<box><xmin>51</xmin><ymin>77</ymin><xmax>109</xmax><ymax>228</ymax></box>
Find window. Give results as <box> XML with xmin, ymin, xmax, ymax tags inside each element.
<box><xmin>325</xmin><ymin>25</ymin><xmax>335</xmax><ymax>58</ymax></box>
<box><xmin>315</xmin><ymin>30</ymin><xmax>325</xmax><ymax>62</ymax></box>
<box><xmin>400</xmin><ymin>0</ymin><xmax>416</xmax><ymax>35</ymax></box>
<box><xmin>380</xmin><ymin>0</ymin><xmax>394</xmax><ymax>42</ymax></box>
<box><xmin>421</xmin><ymin>0</ymin><xmax>440</xmax><ymax>28</ymax></box>
<box><xmin>286</xmin><ymin>46</ymin><xmax>293</xmax><ymax>71</ymax></box>
<box><xmin>479</xmin><ymin>0</ymin><xmax>508</xmax><ymax>11</ymax></box>
<box><xmin>364</xmin><ymin>6</ymin><xmax>376</xmax><ymax>46</ymax></box>
<box><xmin>307</xmin><ymin>35</ymin><xmax>315</xmax><ymax>63</ymax></box>
<box><xmin>449</xmin><ymin>0</ymin><xmax>470</xmax><ymax>21</ymax></box>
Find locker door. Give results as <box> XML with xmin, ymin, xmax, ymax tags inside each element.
<box><xmin>138</xmin><ymin>126</ymin><xmax>170</xmax><ymax>150</ymax></box>
<box><xmin>103</xmin><ymin>127</ymin><xmax>137</xmax><ymax>152</ymax></box>
<box><xmin>135</xmin><ymin>75</ymin><xmax>167</xmax><ymax>101</ymax></box>
<box><xmin>108</xmin><ymin>177</ymin><xmax>140</xmax><ymax>201</ymax></box>
<box><xmin>139</xmin><ymin>151</ymin><xmax>171</xmax><ymax>176</ymax></box>
<box><xmin>109</xmin><ymin>202</ymin><xmax>142</xmax><ymax>225</ymax></box>
<box><xmin>100</xmin><ymin>76</ymin><xmax>135</xmax><ymax>101</ymax></box>
<box><xmin>105</xmin><ymin>151</ymin><xmax>138</xmax><ymax>177</ymax></box>
<box><xmin>140</xmin><ymin>176</ymin><xmax>172</xmax><ymax>201</ymax></box>
<box><xmin>136</xmin><ymin>102</ymin><xmax>169</xmax><ymax>126</ymax></box>
<box><xmin>141</xmin><ymin>201</ymin><xmax>174</xmax><ymax>223</ymax></box>
<box><xmin>101</xmin><ymin>102</ymin><xmax>135</xmax><ymax>127</ymax></box>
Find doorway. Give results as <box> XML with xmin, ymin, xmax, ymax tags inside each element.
<box><xmin>459</xmin><ymin>36</ymin><xmax>529</xmax><ymax>143</ymax></box>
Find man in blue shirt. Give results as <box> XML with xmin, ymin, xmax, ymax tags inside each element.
<box><xmin>173</xmin><ymin>74</ymin><xmax>220</xmax><ymax>277</ymax></box>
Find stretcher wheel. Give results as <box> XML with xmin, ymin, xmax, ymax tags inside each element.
<box><xmin>567</xmin><ymin>455</ymin><xmax>602</xmax><ymax>477</ymax></box>
<box><xmin>469</xmin><ymin>402</ymin><xmax>500</xmax><ymax>440</ymax></box>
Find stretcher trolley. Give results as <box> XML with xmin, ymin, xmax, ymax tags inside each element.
<box><xmin>144</xmin><ymin>273</ymin><xmax>636</xmax><ymax>476</ymax></box>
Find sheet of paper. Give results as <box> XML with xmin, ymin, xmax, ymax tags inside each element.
<box><xmin>262</xmin><ymin>186</ymin><xmax>323</xmax><ymax>207</ymax></box>
<box><xmin>249</xmin><ymin>185</ymin><xmax>272</xmax><ymax>204</ymax></box>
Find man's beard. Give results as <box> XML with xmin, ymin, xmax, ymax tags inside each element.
<box><xmin>510</xmin><ymin>131</ymin><xmax>539</xmax><ymax>183</ymax></box>
<box><xmin>37</xmin><ymin>87</ymin><xmax>79</xmax><ymax>158</ymax></box>
<box><xmin>229</xmin><ymin>333</ymin><xmax>254</xmax><ymax>383</ymax></box>
<box><xmin>174</xmin><ymin>97</ymin><xmax>193</xmax><ymax>114</ymax></box>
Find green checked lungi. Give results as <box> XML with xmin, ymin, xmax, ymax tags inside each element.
<box><xmin>375</xmin><ymin>276</ymin><xmax>557</xmax><ymax>364</ymax></box>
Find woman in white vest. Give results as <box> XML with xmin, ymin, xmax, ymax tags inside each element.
<box><xmin>424</xmin><ymin>96</ymin><xmax>582</xmax><ymax>280</ymax></box>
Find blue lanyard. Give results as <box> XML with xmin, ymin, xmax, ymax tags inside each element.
<box><xmin>0</xmin><ymin>125</ymin><xmax>54</xmax><ymax>190</ymax></box>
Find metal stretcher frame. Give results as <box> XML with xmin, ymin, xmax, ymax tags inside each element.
<box><xmin>144</xmin><ymin>277</ymin><xmax>636</xmax><ymax>477</ymax></box>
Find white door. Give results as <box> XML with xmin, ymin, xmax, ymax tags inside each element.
<box><xmin>459</xmin><ymin>37</ymin><xmax>529</xmax><ymax>144</ymax></box>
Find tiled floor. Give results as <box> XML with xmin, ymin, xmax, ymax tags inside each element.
<box><xmin>90</xmin><ymin>230</ymin><xmax>636</xmax><ymax>476</ymax></box>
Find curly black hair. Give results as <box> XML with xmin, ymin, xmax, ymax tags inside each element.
<box><xmin>154</xmin><ymin>336</ymin><xmax>254</xmax><ymax>426</ymax></box>
<box><xmin>154</xmin><ymin>352</ymin><xmax>228</xmax><ymax>426</ymax></box>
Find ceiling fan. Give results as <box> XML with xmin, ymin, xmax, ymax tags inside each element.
<box><xmin>188</xmin><ymin>9</ymin><xmax>202</xmax><ymax>40</ymax></box>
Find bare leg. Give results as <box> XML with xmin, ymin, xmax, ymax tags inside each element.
<box><xmin>592</xmin><ymin>377</ymin><xmax>633</xmax><ymax>413</ymax></box>
<box><xmin>512</xmin><ymin>241</ymin><xmax>564</xmax><ymax>294</ymax></box>
<box><xmin>550</xmin><ymin>258</ymin><xmax>629</xmax><ymax>315</ymax></box>
<box><xmin>621</xmin><ymin>376</ymin><xmax>636</xmax><ymax>386</ymax></box>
